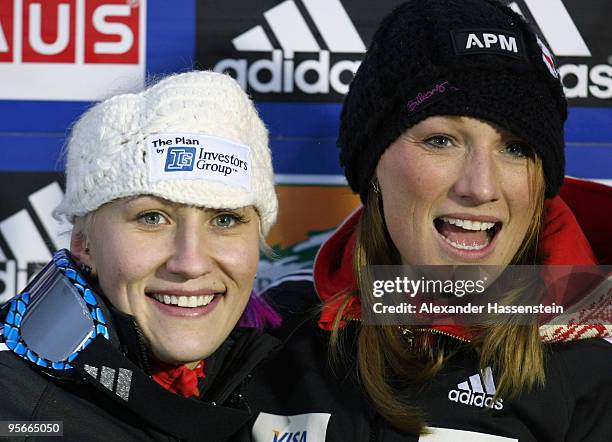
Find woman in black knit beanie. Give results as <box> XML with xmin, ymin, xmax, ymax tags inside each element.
<box><xmin>247</xmin><ymin>1</ymin><xmax>612</xmax><ymax>441</ymax></box>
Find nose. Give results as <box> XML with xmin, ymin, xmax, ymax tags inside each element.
<box><xmin>452</xmin><ymin>148</ymin><xmax>501</xmax><ymax>205</ymax></box>
<box><xmin>165</xmin><ymin>221</ymin><xmax>214</xmax><ymax>280</ymax></box>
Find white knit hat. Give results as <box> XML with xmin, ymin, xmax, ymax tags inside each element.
<box><xmin>55</xmin><ymin>71</ymin><xmax>277</xmax><ymax>235</ymax></box>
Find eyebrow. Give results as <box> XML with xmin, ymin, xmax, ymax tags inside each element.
<box><xmin>123</xmin><ymin>197</ymin><xmax>249</xmax><ymax>214</ymax></box>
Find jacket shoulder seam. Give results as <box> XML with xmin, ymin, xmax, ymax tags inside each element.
<box><xmin>29</xmin><ymin>376</ymin><xmax>56</xmax><ymax>420</ymax></box>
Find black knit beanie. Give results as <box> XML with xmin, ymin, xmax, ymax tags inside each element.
<box><xmin>339</xmin><ymin>0</ymin><xmax>567</xmax><ymax>200</ymax></box>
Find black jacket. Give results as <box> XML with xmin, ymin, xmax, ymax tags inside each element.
<box><xmin>246</xmin><ymin>280</ymin><xmax>612</xmax><ymax>442</ymax></box>
<box><xmin>0</xmin><ymin>298</ymin><xmax>280</xmax><ymax>442</ymax></box>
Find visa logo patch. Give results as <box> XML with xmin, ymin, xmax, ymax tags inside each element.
<box><xmin>252</xmin><ymin>412</ymin><xmax>330</xmax><ymax>442</ymax></box>
<box><xmin>451</xmin><ymin>29</ymin><xmax>526</xmax><ymax>59</ymax></box>
<box><xmin>273</xmin><ymin>430</ymin><xmax>307</xmax><ymax>442</ymax></box>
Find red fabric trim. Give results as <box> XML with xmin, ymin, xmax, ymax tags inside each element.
<box><xmin>151</xmin><ymin>359</ymin><xmax>205</xmax><ymax>398</ymax></box>
<box><xmin>540</xmin><ymin>195</ymin><xmax>597</xmax><ymax>265</ymax></box>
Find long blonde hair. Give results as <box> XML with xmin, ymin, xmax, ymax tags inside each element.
<box><xmin>331</xmin><ymin>157</ymin><xmax>546</xmax><ymax>434</ymax></box>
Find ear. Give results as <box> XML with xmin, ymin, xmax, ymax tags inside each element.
<box><xmin>70</xmin><ymin>228</ymin><xmax>90</xmax><ymax>266</ymax></box>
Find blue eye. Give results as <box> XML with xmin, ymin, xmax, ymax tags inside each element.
<box><xmin>505</xmin><ymin>143</ymin><xmax>533</xmax><ymax>158</ymax></box>
<box><xmin>213</xmin><ymin>214</ymin><xmax>238</xmax><ymax>228</ymax></box>
<box><xmin>424</xmin><ymin>135</ymin><xmax>452</xmax><ymax>149</ymax></box>
<box><xmin>140</xmin><ymin>212</ymin><xmax>167</xmax><ymax>225</ymax></box>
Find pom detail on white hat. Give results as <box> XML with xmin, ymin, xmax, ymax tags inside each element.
<box><xmin>55</xmin><ymin>71</ymin><xmax>277</xmax><ymax>235</ymax></box>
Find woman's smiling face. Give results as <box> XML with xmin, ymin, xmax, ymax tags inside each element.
<box><xmin>376</xmin><ymin>116</ymin><xmax>542</xmax><ymax>266</ymax></box>
<box><xmin>73</xmin><ymin>196</ymin><xmax>260</xmax><ymax>368</ymax></box>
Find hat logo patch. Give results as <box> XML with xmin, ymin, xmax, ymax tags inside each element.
<box><xmin>147</xmin><ymin>133</ymin><xmax>252</xmax><ymax>191</ymax></box>
<box><xmin>451</xmin><ymin>29</ymin><xmax>527</xmax><ymax>59</ymax></box>
<box><xmin>407</xmin><ymin>80</ymin><xmax>459</xmax><ymax>114</ymax></box>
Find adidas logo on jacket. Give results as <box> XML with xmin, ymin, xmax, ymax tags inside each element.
<box><xmin>447</xmin><ymin>366</ymin><xmax>504</xmax><ymax>410</ymax></box>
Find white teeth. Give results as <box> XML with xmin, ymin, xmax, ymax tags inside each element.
<box><xmin>440</xmin><ymin>217</ymin><xmax>495</xmax><ymax>231</ymax></box>
<box><xmin>151</xmin><ymin>293</ymin><xmax>216</xmax><ymax>308</ymax></box>
<box><xmin>444</xmin><ymin>236</ymin><xmax>489</xmax><ymax>250</ymax></box>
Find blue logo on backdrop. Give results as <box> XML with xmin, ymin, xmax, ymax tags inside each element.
<box><xmin>165</xmin><ymin>147</ymin><xmax>196</xmax><ymax>171</ymax></box>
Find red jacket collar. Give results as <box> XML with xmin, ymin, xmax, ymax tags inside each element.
<box><xmin>314</xmin><ymin>178</ymin><xmax>611</xmax><ymax>341</ymax></box>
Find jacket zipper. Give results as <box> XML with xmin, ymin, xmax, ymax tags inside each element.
<box><xmin>411</xmin><ymin>327</ymin><xmax>470</xmax><ymax>342</ymax></box>
<box><xmin>133</xmin><ymin>321</ymin><xmax>152</xmax><ymax>374</ymax></box>
<box><xmin>348</xmin><ymin>318</ymin><xmax>470</xmax><ymax>343</ymax></box>
<box><xmin>368</xmin><ymin>415</ymin><xmax>378</xmax><ymax>442</ymax></box>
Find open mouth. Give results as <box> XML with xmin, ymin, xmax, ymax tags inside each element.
<box><xmin>148</xmin><ymin>293</ymin><xmax>220</xmax><ymax>308</ymax></box>
<box><xmin>434</xmin><ymin>216</ymin><xmax>501</xmax><ymax>251</ymax></box>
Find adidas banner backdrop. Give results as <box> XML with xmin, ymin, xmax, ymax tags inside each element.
<box><xmin>1</xmin><ymin>0</ymin><xmax>611</xmax><ymax>302</ymax></box>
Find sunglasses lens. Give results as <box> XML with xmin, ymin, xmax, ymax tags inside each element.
<box><xmin>21</xmin><ymin>274</ymin><xmax>95</xmax><ymax>362</ymax></box>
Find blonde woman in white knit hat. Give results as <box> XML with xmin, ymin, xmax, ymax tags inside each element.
<box><xmin>0</xmin><ymin>71</ymin><xmax>280</xmax><ymax>441</ymax></box>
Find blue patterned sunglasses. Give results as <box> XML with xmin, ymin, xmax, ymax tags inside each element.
<box><xmin>2</xmin><ymin>249</ymin><xmax>110</xmax><ymax>370</ymax></box>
